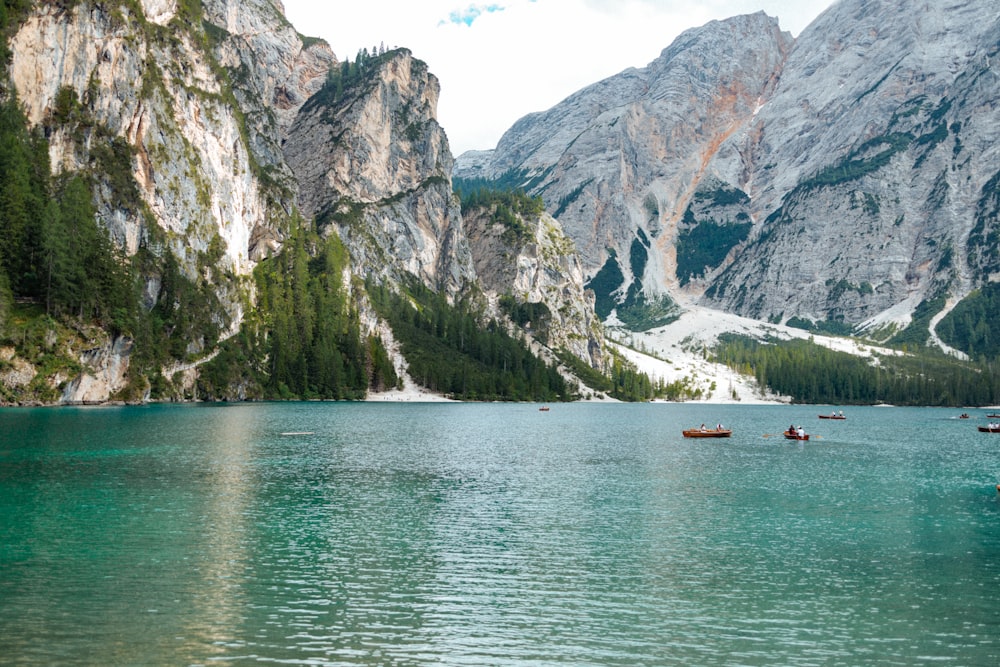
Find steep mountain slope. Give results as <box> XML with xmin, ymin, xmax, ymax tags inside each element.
<box><xmin>0</xmin><ymin>0</ymin><xmax>339</xmax><ymax>401</ymax></box>
<box><xmin>463</xmin><ymin>204</ymin><xmax>604</xmax><ymax>369</ymax></box>
<box><xmin>283</xmin><ymin>49</ymin><xmax>475</xmax><ymax>295</ymax></box>
<box><xmin>707</xmin><ymin>0</ymin><xmax>1000</xmax><ymax>331</ymax></box>
<box><xmin>455</xmin><ymin>12</ymin><xmax>792</xmax><ymax>326</ymax></box>
<box><xmin>0</xmin><ymin>0</ymin><xmax>610</xmax><ymax>404</ymax></box>
<box><xmin>456</xmin><ymin>0</ymin><xmax>1000</xmax><ymax>349</ymax></box>
<box><xmin>281</xmin><ymin>47</ymin><xmax>606</xmax><ymax>386</ymax></box>
<box><xmin>7</xmin><ymin>0</ymin><xmax>997</xmax><ymax>405</ymax></box>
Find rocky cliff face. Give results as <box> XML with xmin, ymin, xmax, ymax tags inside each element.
<box><xmin>281</xmin><ymin>47</ymin><xmax>606</xmax><ymax>381</ymax></box>
<box><xmin>3</xmin><ymin>0</ymin><xmax>606</xmax><ymax>403</ymax></box>
<box><xmin>456</xmin><ymin>0</ymin><xmax>1000</xmax><ymax>337</ymax></box>
<box><xmin>706</xmin><ymin>0</ymin><xmax>1000</xmax><ymax>329</ymax></box>
<box><xmin>464</xmin><ymin>207</ymin><xmax>604</xmax><ymax>368</ymax></box>
<box><xmin>455</xmin><ymin>13</ymin><xmax>792</xmax><ymax>315</ymax></box>
<box><xmin>4</xmin><ymin>0</ymin><xmax>334</xmax><ymax>401</ymax></box>
<box><xmin>283</xmin><ymin>50</ymin><xmax>475</xmax><ymax>295</ymax></box>
<box><xmin>8</xmin><ymin>0</ymin><xmax>314</xmax><ymax>273</ymax></box>
<box><xmin>24</xmin><ymin>0</ymin><xmax>995</xmax><ymax>403</ymax></box>
<box><xmin>206</xmin><ymin>0</ymin><xmax>336</xmax><ymax>211</ymax></box>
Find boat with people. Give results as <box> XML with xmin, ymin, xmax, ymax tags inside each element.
<box><xmin>683</xmin><ymin>425</ymin><xmax>731</xmax><ymax>438</ymax></box>
<box><xmin>978</xmin><ymin>425</ymin><xmax>1000</xmax><ymax>433</ymax></box>
<box><xmin>784</xmin><ymin>428</ymin><xmax>809</xmax><ymax>441</ymax></box>
<box><xmin>818</xmin><ymin>413</ymin><xmax>846</xmax><ymax>420</ymax></box>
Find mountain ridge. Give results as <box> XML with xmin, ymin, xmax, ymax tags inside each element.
<box><xmin>456</xmin><ymin>0</ymin><xmax>1000</xmax><ymax>348</ymax></box>
<box><xmin>0</xmin><ymin>0</ymin><xmax>611</xmax><ymax>404</ymax></box>
<box><xmin>2</xmin><ymin>0</ymin><xmax>999</xmax><ymax>406</ymax></box>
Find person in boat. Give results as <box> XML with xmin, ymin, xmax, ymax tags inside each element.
<box><xmin>700</xmin><ymin>423</ymin><xmax>706</xmax><ymax>431</ymax></box>
<box><xmin>838</xmin><ymin>410</ymin><xmax>844</xmax><ymax>417</ymax></box>
<box><xmin>789</xmin><ymin>424</ymin><xmax>796</xmax><ymax>434</ymax></box>
<box><xmin>831</xmin><ymin>412</ymin><xmax>837</xmax><ymax>417</ymax></box>
<box><xmin>716</xmin><ymin>423</ymin><xmax>723</xmax><ymax>431</ymax></box>
<box><xmin>797</xmin><ymin>426</ymin><xmax>805</xmax><ymax>438</ymax></box>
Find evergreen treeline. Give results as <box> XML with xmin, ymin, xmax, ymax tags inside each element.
<box><xmin>714</xmin><ymin>334</ymin><xmax>1000</xmax><ymax>406</ymax></box>
<box><xmin>675</xmin><ymin>218</ymin><xmax>751</xmax><ymax>286</ymax></box>
<box><xmin>453</xmin><ymin>165</ymin><xmax>554</xmax><ymax>196</ymax></box>
<box><xmin>0</xmin><ymin>3</ymin><xmax>20</xmax><ymax>64</ymax></box>
<box><xmin>499</xmin><ymin>294</ymin><xmax>551</xmax><ymax>344</ymax></box>
<box><xmin>0</xmin><ymin>94</ymin><xmax>135</xmax><ymax>333</ymax></box>
<box><xmin>557</xmin><ymin>347</ymin><xmax>704</xmax><ymax>402</ymax></box>
<box><xmin>889</xmin><ymin>296</ymin><xmax>946</xmax><ymax>347</ymax></box>
<box><xmin>455</xmin><ymin>184</ymin><xmax>544</xmax><ymax>216</ymax></box>
<box><xmin>456</xmin><ymin>185</ymin><xmax>544</xmax><ymax>242</ymax></box>
<box><xmin>305</xmin><ymin>45</ymin><xmax>404</xmax><ymax>112</ymax></box>
<box><xmin>198</xmin><ymin>225</ymin><xmax>398</xmax><ymax>400</ymax></box>
<box><xmin>368</xmin><ymin>278</ymin><xmax>570</xmax><ymax>401</ymax></box>
<box><xmin>0</xmin><ymin>84</ymin><xmax>241</xmax><ymax>401</ymax></box>
<box><xmin>936</xmin><ymin>284</ymin><xmax>1000</xmax><ymax>360</ymax></box>
<box><xmin>556</xmin><ymin>350</ymin><xmax>653</xmax><ymax>401</ymax></box>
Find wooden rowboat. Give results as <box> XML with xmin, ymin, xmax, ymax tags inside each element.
<box><xmin>818</xmin><ymin>414</ymin><xmax>846</xmax><ymax>420</ymax></box>
<box><xmin>682</xmin><ymin>428</ymin><xmax>732</xmax><ymax>438</ymax></box>
<box><xmin>784</xmin><ymin>430</ymin><xmax>810</xmax><ymax>441</ymax></box>
<box><xmin>978</xmin><ymin>426</ymin><xmax>1000</xmax><ymax>433</ymax></box>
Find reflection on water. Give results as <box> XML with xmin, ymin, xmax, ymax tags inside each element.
<box><xmin>181</xmin><ymin>405</ymin><xmax>258</xmax><ymax>661</ymax></box>
<box><xmin>1</xmin><ymin>403</ymin><xmax>999</xmax><ymax>665</ymax></box>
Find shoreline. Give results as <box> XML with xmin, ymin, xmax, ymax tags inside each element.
<box><xmin>5</xmin><ymin>395</ymin><xmax>1000</xmax><ymax>410</ymax></box>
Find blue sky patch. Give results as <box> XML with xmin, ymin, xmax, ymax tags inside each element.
<box><xmin>443</xmin><ymin>4</ymin><xmax>506</xmax><ymax>27</ymax></box>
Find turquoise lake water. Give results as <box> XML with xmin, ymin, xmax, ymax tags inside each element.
<box><xmin>2</xmin><ymin>402</ymin><xmax>999</xmax><ymax>665</ymax></box>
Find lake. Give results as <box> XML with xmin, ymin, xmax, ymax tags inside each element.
<box><xmin>2</xmin><ymin>402</ymin><xmax>999</xmax><ymax>665</ymax></box>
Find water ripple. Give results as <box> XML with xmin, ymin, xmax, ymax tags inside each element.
<box><xmin>2</xmin><ymin>403</ymin><xmax>1000</xmax><ymax>664</ymax></box>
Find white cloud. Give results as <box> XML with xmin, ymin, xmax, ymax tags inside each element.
<box><xmin>281</xmin><ymin>1</ymin><xmax>835</xmax><ymax>155</ymax></box>
<box><xmin>440</xmin><ymin>3</ymin><xmax>511</xmax><ymax>27</ymax></box>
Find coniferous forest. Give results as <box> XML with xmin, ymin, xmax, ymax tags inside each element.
<box><xmin>195</xmin><ymin>224</ymin><xmax>397</xmax><ymax>401</ymax></box>
<box><xmin>0</xmin><ymin>68</ymin><xmax>393</xmax><ymax>403</ymax></box>
<box><xmin>0</xmin><ymin>95</ymin><xmax>134</xmax><ymax>332</ymax></box>
<box><xmin>367</xmin><ymin>278</ymin><xmax>571</xmax><ymax>401</ymax></box>
<box><xmin>0</xmin><ymin>78</ymin><xmax>583</xmax><ymax>403</ymax></box>
<box><xmin>5</xmin><ymin>0</ymin><xmax>1000</xmax><ymax>407</ymax></box>
<box><xmin>714</xmin><ymin>334</ymin><xmax>1000</xmax><ymax>406</ymax></box>
<box><xmin>0</xmin><ymin>1</ymin><xmax>590</xmax><ymax>405</ymax></box>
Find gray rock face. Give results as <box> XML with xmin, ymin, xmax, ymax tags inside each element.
<box><xmin>457</xmin><ymin>0</ymin><xmax>1000</xmax><ymax>330</ymax></box>
<box><xmin>4</xmin><ymin>0</ymin><xmax>334</xmax><ymax>401</ymax></box>
<box><xmin>456</xmin><ymin>12</ymin><xmax>792</xmax><ymax>301</ymax></box>
<box><xmin>28</xmin><ymin>0</ymin><xmax>998</xmax><ymax>402</ymax></box>
<box><xmin>283</xmin><ymin>50</ymin><xmax>476</xmax><ymax>295</ymax></box>
<box><xmin>205</xmin><ymin>0</ymin><xmax>337</xmax><ymax>199</ymax></box>
<box><xmin>464</xmin><ymin>208</ymin><xmax>604</xmax><ymax>368</ymax></box>
<box><xmin>8</xmin><ymin>0</ymin><xmax>332</xmax><ymax>276</ymax></box>
<box><xmin>7</xmin><ymin>1</ymin><xmax>608</xmax><ymax>402</ymax></box>
<box><xmin>707</xmin><ymin>0</ymin><xmax>1000</xmax><ymax>326</ymax></box>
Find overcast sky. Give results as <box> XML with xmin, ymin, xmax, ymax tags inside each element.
<box><xmin>281</xmin><ymin>1</ymin><xmax>837</xmax><ymax>156</ymax></box>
